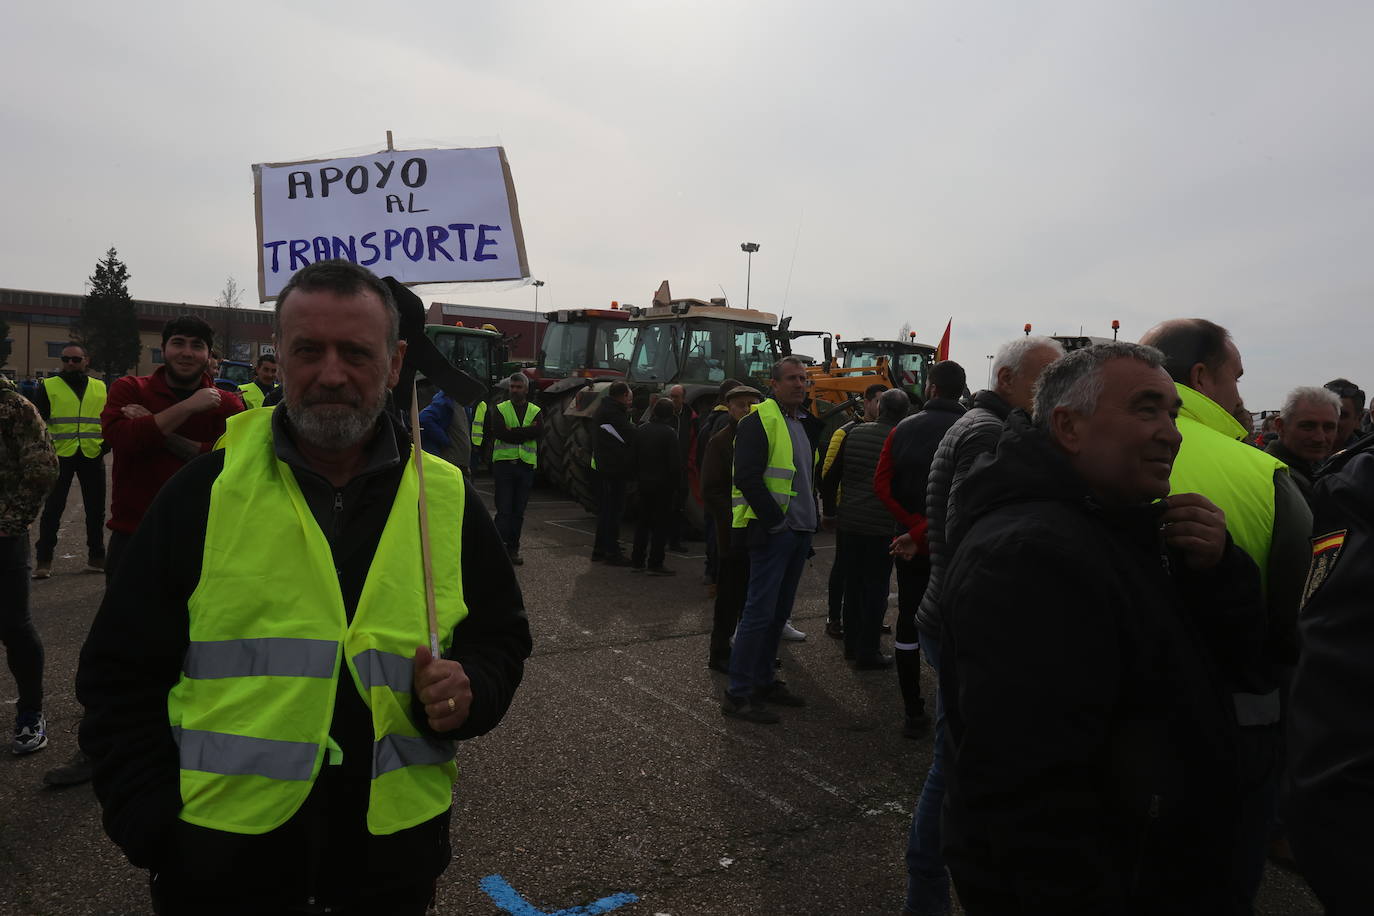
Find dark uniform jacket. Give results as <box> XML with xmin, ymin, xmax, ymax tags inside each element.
<box><xmin>634</xmin><ymin>415</ymin><xmax>682</xmax><ymax>489</ymax></box>
<box><xmin>76</xmin><ymin>409</ymin><xmax>532</xmax><ymax>910</ymax></box>
<box><xmin>592</xmin><ymin>397</ymin><xmax>636</xmax><ymax>478</ymax></box>
<box><xmin>940</xmin><ymin>416</ymin><xmax>1263</xmax><ymax>914</ymax></box>
<box><xmin>1284</xmin><ymin>433</ymin><xmax>1374</xmax><ymax>914</ymax></box>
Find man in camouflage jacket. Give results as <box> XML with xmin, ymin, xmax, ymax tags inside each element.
<box><xmin>1</xmin><ymin>376</ymin><xmax>59</xmax><ymax>754</ymax></box>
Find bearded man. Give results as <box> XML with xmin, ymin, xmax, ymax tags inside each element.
<box><xmin>76</xmin><ymin>260</ymin><xmax>532</xmax><ymax>915</ymax></box>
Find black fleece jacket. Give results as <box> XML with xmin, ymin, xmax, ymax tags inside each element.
<box><xmin>940</xmin><ymin>415</ymin><xmax>1262</xmax><ymax>915</ymax></box>
<box><xmin>76</xmin><ymin>409</ymin><xmax>531</xmax><ymax>905</ymax></box>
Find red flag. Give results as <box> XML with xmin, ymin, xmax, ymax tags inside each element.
<box><xmin>936</xmin><ymin>318</ymin><xmax>952</xmax><ymax>362</ymax></box>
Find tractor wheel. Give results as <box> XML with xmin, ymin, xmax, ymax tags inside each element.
<box><xmin>539</xmin><ymin>392</ymin><xmax>577</xmax><ymax>491</ymax></box>
<box><xmin>565</xmin><ymin>417</ymin><xmax>599</xmax><ymax>513</ymax></box>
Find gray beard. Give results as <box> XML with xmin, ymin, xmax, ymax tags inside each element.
<box><xmin>284</xmin><ymin>393</ymin><xmax>385</xmax><ymax>450</ymax></box>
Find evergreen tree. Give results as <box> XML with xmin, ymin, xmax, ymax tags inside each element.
<box><xmin>79</xmin><ymin>247</ymin><xmax>142</xmax><ymax>378</ymax></box>
<box><xmin>0</xmin><ymin>315</ymin><xmax>10</xmax><ymax>369</ymax></box>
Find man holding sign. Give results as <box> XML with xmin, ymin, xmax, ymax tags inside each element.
<box><xmin>76</xmin><ymin>260</ymin><xmax>532</xmax><ymax>914</ymax></box>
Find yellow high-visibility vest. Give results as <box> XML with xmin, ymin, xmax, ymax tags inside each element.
<box><xmin>238</xmin><ymin>382</ymin><xmax>274</xmax><ymax>409</ymax></box>
<box><xmin>471</xmin><ymin>401</ymin><xmax>487</xmax><ymax>446</ymax></box>
<box><xmin>731</xmin><ymin>399</ymin><xmax>797</xmax><ymax>528</ymax></box>
<box><xmin>43</xmin><ymin>376</ymin><xmax>106</xmax><ymax>458</ymax></box>
<box><xmin>491</xmin><ymin>401</ymin><xmax>540</xmax><ymax>467</ymax></box>
<box><xmin>170</xmin><ymin>408</ymin><xmax>469</xmax><ymax>835</ymax></box>
<box><xmin>1169</xmin><ymin>383</ymin><xmax>1285</xmax><ymax>592</ymax></box>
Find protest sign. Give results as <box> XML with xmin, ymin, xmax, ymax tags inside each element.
<box><xmin>253</xmin><ymin>146</ymin><xmax>529</xmax><ymax>300</ymax></box>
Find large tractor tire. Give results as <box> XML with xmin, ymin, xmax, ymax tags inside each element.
<box><xmin>565</xmin><ymin>417</ymin><xmax>599</xmax><ymax>513</ymax></box>
<box><xmin>539</xmin><ymin>391</ymin><xmax>578</xmax><ymax>492</ymax></box>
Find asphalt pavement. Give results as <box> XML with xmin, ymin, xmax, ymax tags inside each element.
<box><xmin>1</xmin><ymin>470</ymin><xmax>1322</xmax><ymax>915</ymax></box>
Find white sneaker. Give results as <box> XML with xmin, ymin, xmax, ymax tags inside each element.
<box><xmin>780</xmin><ymin>621</ymin><xmax>807</xmax><ymax>642</ymax></box>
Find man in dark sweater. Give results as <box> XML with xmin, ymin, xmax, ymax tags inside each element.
<box><xmin>874</xmin><ymin>360</ymin><xmax>967</xmax><ymax>738</ymax></box>
<box><xmin>591</xmin><ymin>382</ymin><xmax>637</xmax><ymax>565</ymax></box>
<box><xmin>631</xmin><ymin>399</ymin><xmax>682</xmax><ymax>574</ymax></box>
<box><xmin>75</xmin><ymin>261</ymin><xmax>530</xmax><ymax>915</ymax></box>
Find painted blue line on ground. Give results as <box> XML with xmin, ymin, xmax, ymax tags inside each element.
<box><xmin>479</xmin><ymin>874</ymin><xmax>639</xmax><ymax>915</ymax></box>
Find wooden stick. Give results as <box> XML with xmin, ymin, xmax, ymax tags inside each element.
<box><xmin>386</xmin><ymin>129</ymin><xmax>395</xmax><ymax>152</ymax></box>
<box><xmin>410</xmin><ymin>380</ymin><xmax>441</xmax><ymax>657</ymax></box>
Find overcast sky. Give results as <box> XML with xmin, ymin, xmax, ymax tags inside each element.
<box><xmin>5</xmin><ymin>1</ymin><xmax>1371</xmax><ymax>407</ymax></box>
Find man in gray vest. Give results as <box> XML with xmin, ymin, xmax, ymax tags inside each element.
<box><xmin>822</xmin><ymin>388</ymin><xmax>909</xmax><ymax>668</ymax></box>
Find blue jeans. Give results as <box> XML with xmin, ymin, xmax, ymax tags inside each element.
<box><xmin>728</xmin><ymin>528</ymin><xmax>812</xmax><ymax>699</ymax></box>
<box><xmin>492</xmin><ymin>460</ymin><xmax>534</xmax><ymax>552</ymax></box>
<box><xmin>905</xmin><ymin>631</ymin><xmax>950</xmax><ymax>916</ymax></box>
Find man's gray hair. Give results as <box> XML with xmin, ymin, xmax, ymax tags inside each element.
<box><xmin>877</xmin><ymin>387</ymin><xmax>910</xmax><ymax>421</ymax></box>
<box><xmin>1032</xmin><ymin>342</ymin><xmax>1167</xmax><ymax>424</ymax></box>
<box><xmin>1281</xmin><ymin>385</ymin><xmax>1340</xmax><ymax>422</ymax></box>
<box><xmin>509</xmin><ymin>371</ymin><xmax>528</xmax><ymax>385</ymax></box>
<box><xmin>771</xmin><ymin>355</ymin><xmax>807</xmax><ymax>380</ymax></box>
<box><xmin>992</xmin><ymin>336</ymin><xmax>1065</xmax><ymax>383</ymax></box>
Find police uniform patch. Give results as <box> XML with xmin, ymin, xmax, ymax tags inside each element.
<box><xmin>1301</xmin><ymin>529</ymin><xmax>1347</xmax><ymax>609</ymax></box>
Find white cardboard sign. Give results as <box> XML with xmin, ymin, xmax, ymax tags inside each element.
<box><xmin>253</xmin><ymin>146</ymin><xmax>529</xmax><ymax>300</ymax></box>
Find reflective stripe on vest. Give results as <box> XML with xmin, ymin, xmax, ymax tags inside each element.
<box><xmin>471</xmin><ymin>401</ymin><xmax>487</xmax><ymax>446</ymax></box>
<box><xmin>238</xmin><ymin>382</ymin><xmax>271</xmax><ymax>409</ymax></box>
<box><xmin>1168</xmin><ymin>383</ymin><xmax>1284</xmax><ymax>593</ymax></box>
<box><xmin>731</xmin><ymin>399</ymin><xmax>797</xmax><ymax>528</ymax></box>
<box><xmin>171</xmin><ymin>407</ymin><xmax>468</xmax><ymax>835</ymax></box>
<box><xmin>43</xmin><ymin>376</ymin><xmax>106</xmax><ymax>458</ymax></box>
<box><xmin>492</xmin><ymin>400</ymin><xmax>540</xmax><ymax>467</ymax></box>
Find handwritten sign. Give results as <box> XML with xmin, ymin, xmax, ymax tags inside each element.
<box><xmin>479</xmin><ymin>874</ymin><xmax>639</xmax><ymax>915</ymax></box>
<box><xmin>253</xmin><ymin>147</ymin><xmax>529</xmax><ymax>300</ymax></box>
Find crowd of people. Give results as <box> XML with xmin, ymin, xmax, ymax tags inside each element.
<box><xmin>4</xmin><ymin>265</ymin><xmax>1374</xmax><ymax>912</ymax></box>
<box><xmin>668</xmin><ymin>321</ymin><xmax>1372</xmax><ymax>914</ymax></box>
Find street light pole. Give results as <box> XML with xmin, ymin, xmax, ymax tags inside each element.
<box><xmin>532</xmin><ymin>280</ymin><xmax>545</xmax><ymax>360</ymax></box>
<box><xmin>740</xmin><ymin>242</ymin><xmax>760</xmax><ymax>309</ymax></box>
<box><xmin>986</xmin><ymin>354</ymin><xmax>994</xmax><ymax>388</ymax></box>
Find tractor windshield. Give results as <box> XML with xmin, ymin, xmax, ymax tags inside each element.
<box><xmin>591</xmin><ymin>323</ymin><xmax>637</xmax><ymax>372</ymax></box>
<box><xmin>735</xmin><ymin>327</ymin><xmax>775</xmax><ymax>381</ymax></box>
<box><xmin>434</xmin><ymin>332</ymin><xmax>492</xmax><ymax>383</ymax></box>
<box><xmin>628</xmin><ymin>323</ymin><xmax>680</xmax><ymax>381</ymax></box>
<box><xmin>844</xmin><ymin>347</ymin><xmax>888</xmax><ymax>370</ymax></box>
<box><xmin>539</xmin><ymin>322</ymin><xmax>589</xmax><ymax>377</ymax></box>
<box><xmin>891</xmin><ymin>350</ymin><xmax>930</xmax><ymax>390</ymax></box>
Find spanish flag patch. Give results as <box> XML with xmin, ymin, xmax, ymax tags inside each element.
<box><xmin>1302</xmin><ymin>529</ymin><xmax>1347</xmax><ymax>609</ymax></box>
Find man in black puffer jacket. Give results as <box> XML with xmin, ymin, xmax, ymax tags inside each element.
<box><xmin>901</xmin><ymin>336</ymin><xmax>1062</xmax><ymax>916</ymax></box>
<box><xmin>940</xmin><ymin>343</ymin><xmax>1263</xmax><ymax>914</ymax></box>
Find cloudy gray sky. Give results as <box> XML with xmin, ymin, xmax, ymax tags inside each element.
<box><xmin>5</xmin><ymin>1</ymin><xmax>1371</xmax><ymax>408</ymax></box>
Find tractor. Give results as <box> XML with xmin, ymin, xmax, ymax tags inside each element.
<box><xmin>543</xmin><ymin>283</ymin><xmax>781</xmax><ymax>519</ymax></box>
<box><xmin>528</xmin><ymin>305</ymin><xmax>637</xmax><ymax>490</ymax></box>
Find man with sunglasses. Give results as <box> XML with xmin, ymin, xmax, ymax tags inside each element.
<box><xmin>32</xmin><ymin>343</ymin><xmax>107</xmax><ymax>579</ymax></box>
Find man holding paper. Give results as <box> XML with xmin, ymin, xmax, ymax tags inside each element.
<box><xmin>76</xmin><ymin>260</ymin><xmax>531</xmax><ymax>915</ymax></box>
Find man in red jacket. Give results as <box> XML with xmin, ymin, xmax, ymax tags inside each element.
<box><xmin>42</xmin><ymin>316</ymin><xmax>242</xmax><ymax>790</ymax></box>
<box><xmin>100</xmin><ymin>316</ymin><xmax>244</xmax><ymax>578</ymax></box>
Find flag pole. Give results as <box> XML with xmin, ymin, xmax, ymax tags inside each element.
<box><xmin>409</xmin><ymin>380</ymin><xmax>441</xmax><ymax>656</ymax></box>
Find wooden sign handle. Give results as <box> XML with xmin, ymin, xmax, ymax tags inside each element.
<box><xmin>410</xmin><ymin>381</ymin><xmax>441</xmax><ymax>657</ymax></box>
